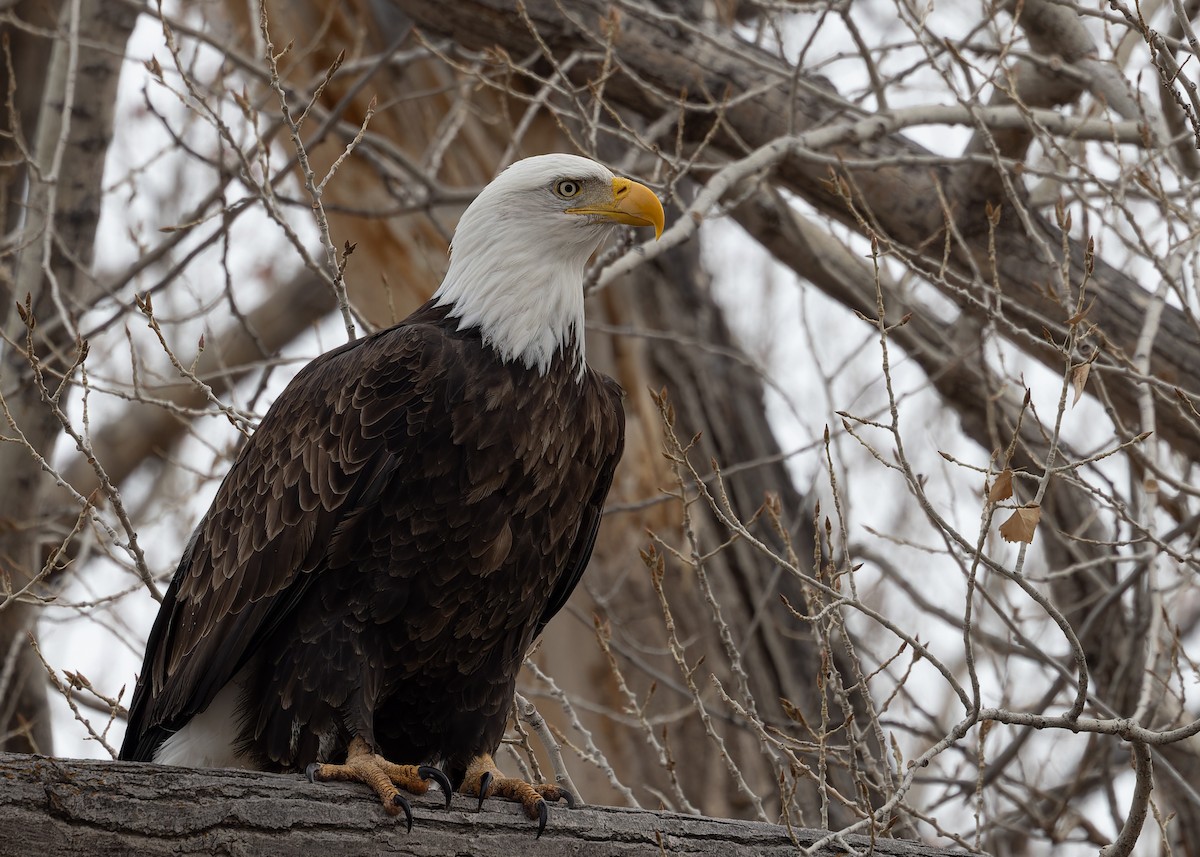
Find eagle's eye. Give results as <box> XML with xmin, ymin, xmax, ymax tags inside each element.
<box><xmin>553</xmin><ymin>179</ymin><xmax>583</xmax><ymax>199</ymax></box>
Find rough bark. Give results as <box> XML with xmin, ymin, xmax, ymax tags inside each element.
<box><xmin>0</xmin><ymin>753</ymin><xmax>972</xmax><ymax>857</ymax></box>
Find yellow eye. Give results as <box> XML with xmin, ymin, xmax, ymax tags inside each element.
<box><xmin>554</xmin><ymin>179</ymin><xmax>582</xmax><ymax>198</ymax></box>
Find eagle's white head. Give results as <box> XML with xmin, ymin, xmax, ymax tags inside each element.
<box><xmin>432</xmin><ymin>154</ymin><xmax>664</xmax><ymax>376</ymax></box>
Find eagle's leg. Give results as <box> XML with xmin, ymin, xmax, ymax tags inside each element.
<box><xmin>460</xmin><ymin>752</ymin><xmax>575</xmax><ymax>837</ymax></box>
<box><xmin>306</xmin><ymin>736</ymin><xmax>452</xmax><ymax>831</ymax></box>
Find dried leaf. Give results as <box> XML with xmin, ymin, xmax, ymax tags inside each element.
<box><xmin>999</xmin><ymin>504</ymin><xmax>1041</xmax><ymax>544</ymax></box>
<box><xmin>1071</xmin><ymin>363</ymin><xmax>1090</xmax><ymax>407</ymax></box>
<box><xmin>987</xmin><ymin>469</ymin><xmax>1014</xmax><ymax>503</ymax></box>
<box><xmin>232</xmin><ymin>86</ymin><xmax>252</xmax><ymax>116</ymax></box>
<box><xmin>780</xmin><ymin>697</ymin><xmax>808</xmax><ymax>728</ymax></box>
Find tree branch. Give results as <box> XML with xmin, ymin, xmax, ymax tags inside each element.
<box><xmin>0</xmin><ymin>753</ymin><xmax>972</xmax><ymax>856</ymax></box>
<box><xmin>394</xmin><ymin>0</ymin><xmax>1200</xmax><ymax>462</ymax></box>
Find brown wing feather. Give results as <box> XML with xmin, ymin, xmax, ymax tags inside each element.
<box><xmin>366</xmin><ymin>363</ymin><xmax>624</xmax><ymax>777</ymax></box>
<box><xmin>119</xmin><ymin>322</ymin><xmax>444</xmax><ymax>762</ymax></box>
<box><xmin>121</xmin><ymin>305</ymin><xmax>626</xmax><ymax>771</ymax></box>
<box><xmin>535</xmin><ymin>375</ymin><xmax>624</xmax><ymax>638</ymax></box>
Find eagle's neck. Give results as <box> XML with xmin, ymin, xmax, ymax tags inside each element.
<box><xmin>432</xmin><ymin>221</ymin><xmax>599</xmax><ymax>379</ymax></box>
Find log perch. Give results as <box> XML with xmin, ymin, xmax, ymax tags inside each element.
<box><xmin>0</xmin><ymin>753</ymin><xmax>976</xmax><ymax>856</ymax></box>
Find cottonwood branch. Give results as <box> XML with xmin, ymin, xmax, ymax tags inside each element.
<box><xmin>394</xmin><ymin>0</ymin><xmax>1200</xmax><ymax>462</ymax></box>
<box><xmin>59</xmin><ymin>270</ymin><xmax>336</xmax><ymax>495</ymax></box>
<box><xmin>735</xmin><ymin>189</ymin><xmax>1200</xmax><ymax>845</ymax></box>
<box><xmin>0</xmin><ymin>753</ymin><xmax>974</xmax><ymax>857</ymax></box>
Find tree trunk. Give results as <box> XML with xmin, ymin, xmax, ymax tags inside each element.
<box><xmin>0</xmin><ymin>0</ymin><xmax>139</xmax><ymax>755</ymax></box>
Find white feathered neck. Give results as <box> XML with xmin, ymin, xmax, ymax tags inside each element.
<box><xmin>432</xmin><ymin>155</ymin><xmax>619</xmax><ymax>377</ymax></box>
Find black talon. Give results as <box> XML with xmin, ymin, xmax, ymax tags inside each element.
<box><xmin>535</xmin><ymin>799</ymin><xmax>548</xmax><ymax>838</ymax></box>
<box><xmin>476</xmin><ymin>770</ymin><xmax>493</xmax><ymax>810</ymax></box>
<box><xmin>393</xmin><ymin>792</ymin><xmax>414</xmax><ymax>833</ymax></box>
<box><xmin>305</xmin><ymin>762</ymin><xmax>322</xmax><ymax>784</ymax></box>
<box><xmin>419</xmin><ymin>765</ymin><xmax>453</xmax><ymax>809</ymax></box>
<box><xmin>559</xmin><ymin>787</ymin><xmax>576</xmax><ymax>809</ymax></box>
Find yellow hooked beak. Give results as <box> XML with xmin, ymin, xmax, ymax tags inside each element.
<box><xmin>568</xmin><ymin>177</ymin><xmax>665</xmax><ymax>239</ymax></box>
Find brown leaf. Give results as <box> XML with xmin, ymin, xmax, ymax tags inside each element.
<box><xmin>987</xmin><ymin>469</ymin><xmax>1014</xmax><ymax>503</ymax></box>
<box><xmin>1066</xmin><ymin>296</ymin><xmax>1096</xmax><ymax>326</ymax></box>
<box><xmin>999</xmin><ymin>504</ymin><xmax>1041</xmax><ymax>544</ymax></box>
<box><xmin>780</xmin><ymin>697</ymin><xmax>808</xmax><ymax>728</ymax></box>
<box><xmin>232</xmin><ymin>86</ymin><xmax>252</xmax><ymax>116</ymax></box>
<box><xmin>1071</xmin><ymin>363</ymin><xmax>1090</xmax><ymax>407</ymax></box>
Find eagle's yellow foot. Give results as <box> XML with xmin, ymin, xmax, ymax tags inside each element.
<box><xmin>460</xmin><ymin>753</ymin><xmax>575</xmax><ymax>837</ymax></box>
<box><xmin>307</xmin><ymin>736</ymin><xmax>452</xmax><ymax>831</ymax></box>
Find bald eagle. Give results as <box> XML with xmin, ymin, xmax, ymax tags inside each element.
<box><xmin>119</xmin><ymin>154</ymin><xmax>665</xmax><ymax>833</ymax></box>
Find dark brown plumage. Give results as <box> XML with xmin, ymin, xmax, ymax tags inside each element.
<box><xmin>119</xmin><ymin>299</ymin><xmax>624</xmax><ymax>784</ymax></box>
